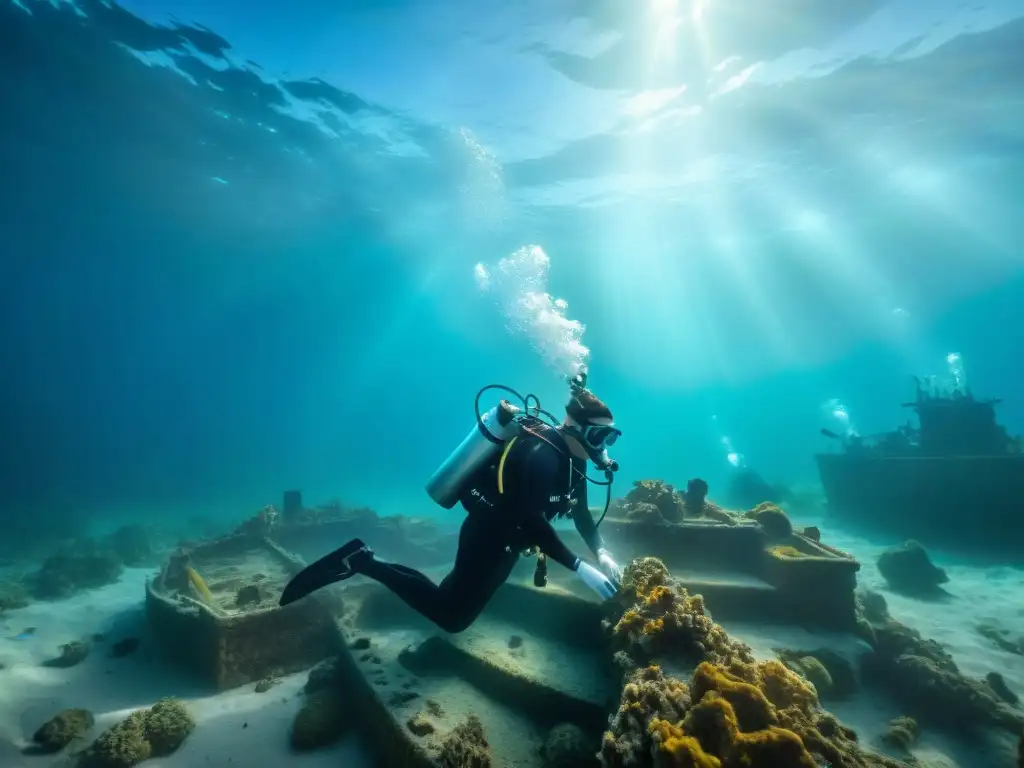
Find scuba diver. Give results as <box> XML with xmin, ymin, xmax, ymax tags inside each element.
<box><xmin>279</xmin><ymin>373</ymin><xmax>625</xmax><ymax>634</ymax></box>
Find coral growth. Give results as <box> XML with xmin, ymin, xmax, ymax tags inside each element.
<box><xmin>601</xmin><ymin>660</ymin><xmax>899</xmax><ymax>768</ymax></box>
<box><xmin>80</xmin><ymin>699</ymin><xmax>194</xmax><ymax>767</ymax></box>
<box><xmin>29</xmin><ymin>539</ymin><xmax>123</xmax><ymax>599</ymax></box>
<box><xmin>31</xmin><ymin>708</ymin><xmax>94</xmax><ymax>754</ymax></box>
<box><xmin>876</xmin><ymin>541</ymin><xmax>948</xmax><ymax>596</ymax></box>
<box><xmin>437</xmin><ymin>714</ymin><xmax>491</xmax><ymax>768</ymax></box>
<box><xmin>602</xmin><ymin>557</ymin><xmax>906</xmax><ymax>768</ymax></box>
<box><xmin>609</xmin><ymin>558</ymin><xmax>751</xmax><ymax>666</ymax></box>
<box><xmin>623</xmin><ymin>481</ymin><xmax>687</xmax><ymax>523</ymax></box>
<box><xmin>700</xmin><ymin>502</ymin><xmax>740</xmax><ymax>526</ymax></box>
<box><xmin>768</xmin><ymin>546</ymin><xmax>806</xmax><ymax>559</ymax></box>
<box><xmin>743</xmin><ymin>503</ymin><xmax>793</xmax><ymax>541</ymax></box>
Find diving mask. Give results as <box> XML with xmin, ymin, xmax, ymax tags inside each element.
<box><xmin>581</xmin><ymin>423</ymin><xmax>621</xmax><ymax>450</ymax></box>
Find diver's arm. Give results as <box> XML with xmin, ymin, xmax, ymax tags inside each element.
<box><xmin>569</xmin><ymin>479</ymin><xmax>604</xmax><ymax>557</ymax></box>
<box><xmin>514</xmin><ymin>442</ymin><xmax>584</xmax><ymax>571</ymax></box>
<box><xmin>518</xmin><ymin>513</ymin><xmax>581</xmax><ymax>571</ymax></box>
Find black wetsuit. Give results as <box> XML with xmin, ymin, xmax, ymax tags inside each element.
<box><xmin>359</xmin><ymin>426</ymin><xmax>603</xmax><ymax>633</ymax></box>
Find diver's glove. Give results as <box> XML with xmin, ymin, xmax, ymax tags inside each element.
<box><xmin>574</xmin><ymin>558</ymin><xmax>618</xmax><ymax>600</ymax></box>
<box><xmin>596</xmin><ymin>548</ymin><xmax>623</xmax><ymax>589</ymax></box>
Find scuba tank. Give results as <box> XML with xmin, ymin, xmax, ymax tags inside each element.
<box><xmin>426</xmin><ymin>399</ymin><xmax>522</xmax><ymax>509</ymax></box>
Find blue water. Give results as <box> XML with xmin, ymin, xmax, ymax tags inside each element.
<box><xmin>2</xmin><ymin>0</ymin><xmax>1023</xmax><ymax>533</ymax></box>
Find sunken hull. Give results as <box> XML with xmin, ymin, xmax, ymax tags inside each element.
<box><xmin>816</xmin><ymin>452</ymin><xmax>1024</xmax><ymax>556</ymax></box>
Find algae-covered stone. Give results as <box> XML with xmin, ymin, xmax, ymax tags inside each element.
<box><xmin>80</xmin><ymin>698</ymin><xmax>194</xmax><ymax>767</ymax></box>
<box><xmin>542</xmin><ymin>722</ymin><xmax>594</xmax><ymax>768</ymax></box>
<box><xmin>32</xmin><ymin>708</ymin><xmax>94</xmax><ymax>753</ymax></box>
<box><xmin>438</xmin><ymin>714</ymin><xmax>491</xmax><ymax>768</ymax></box>
<box><xmin>89</xmin><ymin>710</ymin><xmax>152</xmax><ymax>767</ymax></box>
<box><xmin>290</xmin><ymin>690</ymin><xmax>351</xmax><ymax>752</ymax></box>
<box><xmin>0</xmin><ymin>580</ymin><xmax>29</xmax><ymax>612</ymax></box>
<box><xmin>143</xmin><ymin>698</ymin><xmax>195</xmax><ymax>756</ymax></box>
<box><xmin>42</xmin><ymin>641</ymin><xmax>91</xmax><ymax>668</ymax></box>
<box><xmin>880</xmin><ymin>716</ymin><xmax>918</xmax><ymax>752</ymax></box>
<box><xmin>876</xmin><ymin>541</ymin><xmax>948</xmax><ymax>596</ymax></box>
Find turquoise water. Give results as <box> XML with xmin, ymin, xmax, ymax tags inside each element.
<box><xmin>4</xmin><ymin>0</ymin><xmax>1023</xmax><ymax>534</ymax></box>
<box><xmin>2</xmin><ymin>2</ymin><xmax>1024</xmax><ymax>766</ymax></box>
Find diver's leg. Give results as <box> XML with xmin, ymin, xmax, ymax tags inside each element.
<box><xmin>360</xmin><ymin>513</ymin><xmax>516</xmax><ymax>633</ymax></box>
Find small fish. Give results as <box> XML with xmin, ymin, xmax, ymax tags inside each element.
<box><xmin>8</xmin><ymin>627</ymin><xmax>35</xmax><ymax>641</ymax></box>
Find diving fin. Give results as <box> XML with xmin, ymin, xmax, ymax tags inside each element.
<box><xmin>279</xmin><ymin>538</ymin><xmax>370</xmax><ymax>607</ymax></box>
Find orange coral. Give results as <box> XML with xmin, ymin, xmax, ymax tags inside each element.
<box><xmin>609</xmin><ymin>558</ymin><xmax>752</xmax><ymax>666</ymax></box>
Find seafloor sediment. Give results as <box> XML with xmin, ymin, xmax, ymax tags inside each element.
<box><xmin>0</xmin><ymin>485</ymin><xmax>1021</xmax><ymax>768</ymax></box>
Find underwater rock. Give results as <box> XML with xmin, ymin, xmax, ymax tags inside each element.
<box><xmin>304</xmin><ymin>657</ymin><xmax>345</xmax><ymax>695</ymax></box>
<box><xmin>542</xmin><ymin>722</ymin><xmax>595</xmax><ymax>768</ymax></box>
<box><xmin>876</xmin><ymin>541</ymin><xmax>948</xmax><ymax>596</ymax></box>
<box><xmin>801</xmin><ymin>526</ymin><xmax>821</xmax><ymax>541</ymax></box>
<box><xmin>144</xmin><ymin>698</ymin><xmax>195</xmax><ymax>756</ymax></box>
<box><xmin>977</xmin><ymin>622</ymin><xmax>1024</xmax><ymax>656</ymax></box>
<box><xmin>862</xmin><ymin>621</ymin><xmax>1023</xmax><ymax>733</ymax></box>
<box><xmin>254</xmin><ymin>676</ymin><xmax>279</xmax><ymax>693</ymax></box>
<box><xmin>29</xmin><ymin>539</ymin><xmax>123</xmax><ymax>600</ymax></box>
<box><xmin>701</xmin><ymin>501</ymin><xmax>740</xmax><ymax>525</ymax></box>
<box><xmin>290</xmin><ymin>689</ymin><xmax>351</xmax><ymax>752</ymax></box>
<box><xmin>437</xmin><ymin>714</ymin><xmax>491</xmax><ymax>768</ymax></box>
<box><xmin>985</xmin><ymin>672</ymin><xmax>1019</xmax><ymax>705</ymax></box>
<box><xmin>105</xmin><ymin>525</ymin><xmax>154</xmax><ymax>567</ymax></box>
<box><xmin>0</xmin><ymin>580</ymin><xmax>30</xmax><ymax>612</ymax></box>
<box><xmin>683</xmin><ymin>478</ymin><xmax>709</xmax><ymax>518</ymax></box>
<box><xmin>857</xmin><ymin>589</ymin><xmax>890</xmax><ymax>624</ymax></box>
<box><xmin>726</xmin><ymin>468</ymin><xmax>790</xmax><ymax>511</ymax></box>
<box><xmin>235</xmin><ymin>584</ymin><xmax>262</xmax><ymax>609</ymax></box>
<box><xmin>233</xmin><ymin>505</ymin><xmax>280</xmax><ymax>538</ymax></box>
<box><xmin>350</xmin><ymin>637</ymin><xmax>371</xmax><ymax>651</ymax></box>
<box><xmin>30</xmin><ymin>708</ymin><xmax>94</xmax><ymax>754</ymax></box>
<box><xmin>775</xmin><ymin>649</ymin><xmax>857</xmax><ymax>700</ymax></box>
<box><xmin>880</xmin><ymin>716</ymin><xmax>918</xmax><ymax>752</ymax></box>
<box><xmin>743</xmin><ymin>502</ymin><xmax>793</xmax><ymax>541</ymax></box>
<box><xmin>110</xmin><ymin>637</ymin><xmax>140</xmax><ymax>658</ymax></box>
<box><xmin>407</xmin><ymin>713</ymin><xmax>435</xmax><ymax>737</ymax></box>
<box><xmin>42</xmin><ymin>640</ymin><xmax>91</xmax><ymax>668</ymax></box>
<box><xmin>623</xmin><ymin>480</ymin><xmax>686</xmax><ymax>523</ymax></box>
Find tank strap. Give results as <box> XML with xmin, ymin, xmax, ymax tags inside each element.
<box><xmin>497</xmin><ymin>437</ymin><xmax>519</xmax><ymax>495</ymax></box>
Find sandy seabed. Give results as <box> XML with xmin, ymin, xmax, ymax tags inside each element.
<box><xmin>0</xmin><ymin>568</ymin><xmax>370</xmax><ymax>768</ymax></box>
<box><xmin>1</xmin><ymin>514</ymin><xmax>1022</xmax><ymax>768</ymax></box>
